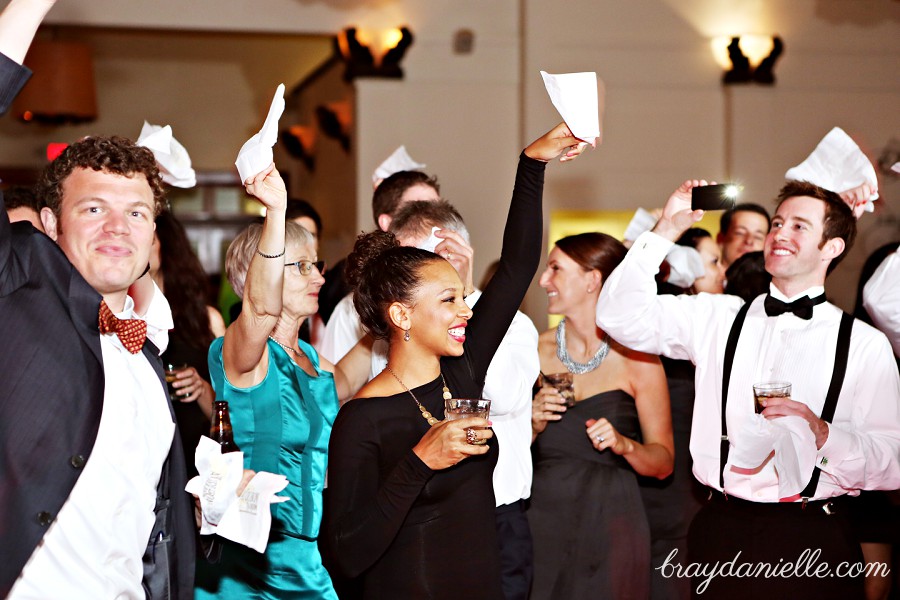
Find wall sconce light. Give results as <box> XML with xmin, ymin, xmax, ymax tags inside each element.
<box><xmin>281</xmin><ymin>125</ymin><xmax>317</xmax><ymax>171</ymax></box>
<box><xmin>711</xmin><ymin>35</ymin><xmax>783</xmax><ymax>85</ymax></box>
<box><xmin>315</xmin><ymin>100</ymin><xmax>352</xmax><ymax>152</ymax></box>
<box><xmin>12</xmin><ymin>39</ymin><xmax>98</xmax><ymax>124</ymax></box>
<box><xmin>336</xmin><ymin>26</ymin><xmax>414</xmax><ymax>81</ymax></box>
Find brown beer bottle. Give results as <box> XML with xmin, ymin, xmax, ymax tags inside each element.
<box><xmin>209</xmin><ymin>401</ymin><xmax>241</xmax><ymax>453</ymax></box>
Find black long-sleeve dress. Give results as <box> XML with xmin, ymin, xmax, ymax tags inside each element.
<box><xmin>321</xmin><ymin>153</ymin><xmax>545</xmax><ymax>599</ymax></box>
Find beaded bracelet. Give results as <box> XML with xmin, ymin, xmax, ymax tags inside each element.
<box><xmin>256</xmin><ymin>247</ymin><xmax>285</xmax><ymax>259</ymax></box>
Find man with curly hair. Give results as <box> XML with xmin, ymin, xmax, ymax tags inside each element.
<box><xmin>1</xmin><ymin>134</ymin><xmax>197</xmax><ymax>599</ymax></box>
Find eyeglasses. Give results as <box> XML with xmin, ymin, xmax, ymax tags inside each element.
<box><xmin>284</xmin><ymin>260</ymin><xmax>326</xmax><ymax>276</ymax></box>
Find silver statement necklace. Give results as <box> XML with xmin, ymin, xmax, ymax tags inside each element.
<box><xmin>268</xmin><ymin>335</ymin><xmax>307</xmax><ymax>358</ymax></box>
<box><xmin>556</xmin><ymin>317</ymin><xmax>610</xmax><ymax>375</ymax></box>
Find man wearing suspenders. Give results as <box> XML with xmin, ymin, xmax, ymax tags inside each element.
<box><xmin>597</xmin><ymin>179</ymin><xmax>900</xmax><ymax>598</ymax></box>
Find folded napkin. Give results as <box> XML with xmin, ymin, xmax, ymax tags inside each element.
<box><xmin>235</xmin><ymin>83</ymin><xmax>286</xmax><ymax>183</ymax></box>
<box><xmin>136</xmin><ymin>121</ymin><xmax>196</xmax><ymax>188</ymax></box>
<box><xmin>540</xmin><ymin>70</ymin><xmax>601</xmax><ymax>146</ymax></box>
<box><xmin>729</xmin><ymin>414</ymin><xmax>817</xmax><ymax>499</ymax></box>
<box><xmin>785</xmin><ymin>127</ymin><xmax>879</xmax><ymax>211</ymax></box>
<box><xmin>185</xmin><ymin>436</ymin><xmax>290</xmax><ymax>553</ymax></box>
<box><xmin>373</xmin><ymin>145</ymin><xmax>425</xmax><ymax>184</ymax></box>
<box><xmin>623</xmin><ymin>207</ymin><xmax>658</xmax><ymax>243</ymax></box>
<box><xmin>665</xmin><ymin>245</ymin><xmax>705</xmax><ymax>288</ymax></box>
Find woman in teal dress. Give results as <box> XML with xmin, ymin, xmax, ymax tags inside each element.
<box><xmin>195</xmin><ymin>163</ymin><xmax>368</xmax><ymax>599</ymax></box>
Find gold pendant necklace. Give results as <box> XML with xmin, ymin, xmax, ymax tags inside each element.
<box><xmin>384</xmin><ymin>365</ymin><xmax>450</xmax><ymax>427</ymax></box>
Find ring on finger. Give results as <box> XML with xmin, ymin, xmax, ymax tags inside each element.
<box><xmin>594</xmin><ymin>434</ymin><xmax>605</xmax><ymax>443</ymax></box>
<box><xmin>466</xmin><ymin>428</ymin><xmax>479</xmax><ymax>445</ymax></box>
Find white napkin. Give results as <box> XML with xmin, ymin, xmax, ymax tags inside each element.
<box><xmin>136</xmin><ymin>121</ymin><xmax>196</xmax><ymax>188</ymax></box>
<box><xmin>729</xmin><ymin>414</ymin><xmax>817</xmax><ymax>499</ymax></box>
<box><xmin>540</xmin><ymin>70</ymin><xmax>601</xmax><ymax>146</ymax></box>
<box><xmin>892</xmin><ymin>162</ymin><xmax>900</xmax><ymax>174</ymax></box>
<box><xmin>235</xmin><ymin>83</ymin><xmax>286</xmax><ymax>183</ymax></box>
<box><xmin>785</xmin><ymin>127</ymin><xmax>879</xmax><ymax>211</ymax></box>
<box><xmin>623</xmin><ymin>208</ymin><xmax>658</xmax><ymax>243</ymax></box>
<box><xmin>665</xmin><ymin>245</ymin><xmax>705</xmax><ymax>288</ymax></box>
<box><xmin>417</xmin><ymin>226</ymin><xmax>442</xmax><ymax>253</ymax></box>
<box><xmin>215</xmin><ymin>472</ymin><xmax>290</xmax><ymax>553</ymax></box>
<box><xmin>373</xmin><ymin>145</ymin><xmax>426</xmax><ymax>184</ymax></box>
<box><xmin>185</xmin><ymin>436</ymin><xmax>290</xmax><ymax>553</ymax></box>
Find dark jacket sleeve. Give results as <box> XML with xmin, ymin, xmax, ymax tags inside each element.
<box><xmin>0</xmin><ymin>52</ymin><xmax>31</xmax><ymax>115</ymax></box>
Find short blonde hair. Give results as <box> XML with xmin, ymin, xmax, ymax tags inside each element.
<box><xmin>226</xmin><ymin>221</ymin><xmax>314</xmax><ymax>298</ymax></box>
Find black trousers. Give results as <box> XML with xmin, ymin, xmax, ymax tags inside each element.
<box><xmin>496</xmin><ymin>500</ymin><xmax>533</xmax><ymax>600</ymax></box>
<box><xmin>684</xmin><ymin>493</ymin><xmax>865</xmax><ymax>599</ymax></box>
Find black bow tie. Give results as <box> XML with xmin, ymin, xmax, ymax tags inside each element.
<box><xmin>763</xmin><ymin>293</ymin><xmax>826</xmax><ymax>320</ymax></box>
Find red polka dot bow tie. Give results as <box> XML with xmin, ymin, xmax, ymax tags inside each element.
<box><xmin>98</xmin><ymin>300</ymin><xmax>147</xmax><ymax>354</ymax></box>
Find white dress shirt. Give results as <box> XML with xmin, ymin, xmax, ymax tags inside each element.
<box><xmin>324</xmin><ymin>290</ymin><xmax>539</xmax><ymax>506</ymax></box>
<box><xmin>597</xmin><ymin>231</ymin><xmax>900</xmax><ymax>502</ymax></box>
<box><xmin>863</xmin><ymin>246</ymin><xmax>900</xmax><ymax>357</ymax></box>
<box><xmin>11</xmin><ymin>285</ymin><xmax>175</xmax><ymax>599</ymax></box>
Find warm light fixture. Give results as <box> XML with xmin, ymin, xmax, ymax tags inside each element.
<box><xmin>711</xmin><ymin>35</ymin><xmax>783</xmax><ymax>85</ymax></box>
<box><xmin>336</xmin><ymin>26</ymin><xmax>414</xmax><ymax>81</ymax></box>
<box><xmin>12</xmin><ymin>39</ymin><xmax>98</xmax><ymax>124</ymax></box>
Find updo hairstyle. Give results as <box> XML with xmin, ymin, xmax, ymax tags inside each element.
<box><xmin>346</xmin><ymin>230</ymin><xmax>443</xmax><ymax>340</ymax></box>
<box><xmin>554</xmin><ymin>232</ymin><xmax>627</xmax><ymax>282</ymax></box>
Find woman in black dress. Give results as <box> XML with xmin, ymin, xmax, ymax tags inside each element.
<box><xmin>321</xmin><ymin>123</ymin><xmax>587</xmax><ymax>598</ymax></box>
<box><xmin>530</xmin><ymin>232</ymin><xmax>674</xmax><ymax>600</ymax></box>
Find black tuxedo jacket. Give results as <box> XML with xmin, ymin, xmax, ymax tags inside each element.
<box><xmin>0</xmin><ymin>174</ymin><xmax>196</xmax><ymax>595</ymax></box>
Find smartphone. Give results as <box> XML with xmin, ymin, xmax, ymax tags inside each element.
<box><xmin>691</xmin><ymin>184</ymin><xmax>742</xmax><ymax>211</ymax></box>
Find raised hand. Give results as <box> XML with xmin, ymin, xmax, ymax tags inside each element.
<box><xmin>652</xmin><ymin>179</ymin><xmax>711</xmax><ymax>242</ymax></box>
<box><xmin>243</xmin><ymin>162</ymin><xmax>287</xmax><ymax>215</ymax></box>
<box><xmin>434</xmin><ymin>229</ymin><xmax>475</xmax><ymax>296</ymax></box>
<box><xmin>524</xmin><ymin>122</ymin><xmax>590</xmax><ymax>163</ymax></box>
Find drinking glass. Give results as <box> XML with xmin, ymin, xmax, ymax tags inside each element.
<box><xmin>444</xmin><ymin>398</ymin><xmax>491</xmax><ymax>445</ymax></box>
<box><xmin>752</xmin><ymin>381</ymin><xmax>791</xmax><ymax>414</ymax></box>
<box><xmin>540</xmin><ymin>372</ymin><xmax>576</xmax><ymax>407</ymax></box>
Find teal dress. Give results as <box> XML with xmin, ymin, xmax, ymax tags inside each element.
<box><xmin>195</xmin><ymin>337</ymin><xmax>339</xmax><ymax>599</ymax></box>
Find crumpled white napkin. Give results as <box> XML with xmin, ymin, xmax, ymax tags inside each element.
<box><xmin>540</xmin><ymin>70</ymin><xmax>601</xmax><ymax>146</ymax></box>
<box><xmin>665</xmin><ymin>245</ymin><xmax>705</xmax><ymax>288</ymax></box>
<box><xmin>373</xmin><ymin>145</ymin><xmax>426</xmax><ymax>184</ymax></box>
<box><xmin>892</xmin><ymin>161</ymin><xmax>900</xmax><ymax>174</ymax></box>
<box><xmin>136</xmin><ymin>121</ymin><xmax>196</xmax><ymax>188</ymax></box>
<box><xmin>417</xmin><ymin>226</ymin><xmax>442</xmax><ymax>253</ymax></box>
<box><xmin>729</xmin><ymin>414</ymin><xmax>817</xmax><ymax>499</ymax></box>
<box><xmin>623</xmin><ymin>208</ymin><xmax>658</xmax><ymax>243</ymax></box>
<box><xmin>185</xmin><ymin>436</ymin><xmax>290</xmax><ymax>553</ymax></box>
<box><xmin>235</xmin><ymin>83</ymin><xmax>286</xmax><ymax>183</ymax></box>
<box><xmin>785</xmin><ymin>127</ymin><xmax>879</xmax><ymax>211</ymax></box>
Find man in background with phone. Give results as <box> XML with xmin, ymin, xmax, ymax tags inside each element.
<box><xmin>718</xmin><ymin>203</ymin><xmax>770</xmax><ymax>270</ymax></box>
<box><xmin>596</xmin><ymin>178</ymin><xmax>900</xmax><ymax>597</ymax></box>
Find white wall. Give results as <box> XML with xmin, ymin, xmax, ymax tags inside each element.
<box><xmin>524</xmin><ymin>0</ymin><xmax>900</xmax><ymax>323</ymax></box>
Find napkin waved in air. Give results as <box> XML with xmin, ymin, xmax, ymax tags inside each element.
<box><xmin>136</xmin><ymin>121</ymin><xmax>196</xmax><ymax>188</ymax></box>
<box><xmin>373</xmin><ymin>145</ymin><xmax>426</xmax><ymax>184</ymax></box>
<box><xmin>235</xmin><ymin>83</ymin><xmax>286</xmax><ymax>183</ymax></box>
<box><xmin>540</xmin><ymin>70</ymin><xmax>602</xmax><ymax>147</ymax></box>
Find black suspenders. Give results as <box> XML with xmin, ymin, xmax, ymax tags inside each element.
<box><xmin>719</xmin><ymin>299</ymin><xmax>854</xmax><ymax>497</ymax></box>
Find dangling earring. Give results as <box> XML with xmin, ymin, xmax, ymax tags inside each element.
<box><xmin>404</xmin><ymin>329</ymin><xmax>410</xmax><ymax>342</ymax></box>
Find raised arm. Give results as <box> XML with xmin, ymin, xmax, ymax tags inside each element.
<box><xmin>0</xmin><ymin>0</ymin><xmax>56</xmax><ymax>113</ymax></box>
<box><xmin>597</xmin><ymin>180</ymin><xmax>742</xmax><ymax>361</ymax></box>
<box><xmin>222</xmin><ymin>163</ymin><xmax>286</xmax><ymax>386</ymax></box>
<box><xmin>465</xmin><ymin>123</ymin><xmax>584</xmax><ymax>380</ymax></box>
